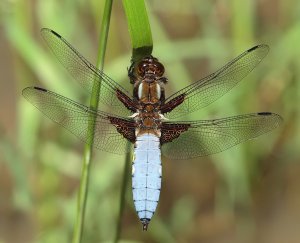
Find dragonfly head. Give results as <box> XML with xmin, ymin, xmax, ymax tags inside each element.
<box><xmin>137</xmin><ymin>56</ymin><xmax>165</xmax><ymax>79</ymax></box>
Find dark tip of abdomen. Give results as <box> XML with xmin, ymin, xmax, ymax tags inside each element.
<box><xmin>141</xmin><ymin>218</ymin><xmax>150</xmax><ymax>231</ymax></box>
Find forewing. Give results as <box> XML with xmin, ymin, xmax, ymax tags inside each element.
<box><xmin>161</xmin><ymin>113</ymin><xmax>282</xmax><ymax>159</ymax></box>
<box><xmin>22</xmin><ymin>87</ymin><xmax>135</xmax><ymax>154</ymax></box>
<box><xmin>164</xmin><ymin>45</ymin><xmax>269</xmax><ymax>119</ymax></box>
<box><xmin>41</xmin><ymin>28</ymin><xmax>133</xmax><ymax>116</ymax></box>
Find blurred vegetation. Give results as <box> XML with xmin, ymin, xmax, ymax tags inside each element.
<box><xmin>0</xmin><ymin>0</ymin><xmax>299</xmax><ymax>242</ymax></box>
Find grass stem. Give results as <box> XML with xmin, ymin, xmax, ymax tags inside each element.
<box><xmin>72</xmin><ymin>1</ymin><xmax>113</xmax><ymax>242</ymax></box>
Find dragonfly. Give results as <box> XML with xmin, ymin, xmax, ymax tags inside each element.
<box><xmin>23</xmin><ymin>28</ymin><xmax>282</xmax><ymax>231</ymax></box>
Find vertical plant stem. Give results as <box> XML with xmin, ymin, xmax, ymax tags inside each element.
<box><xmin>72</xmin><ymin>1</ymin><xmax>113</xmax><ymax>243</ymax></box>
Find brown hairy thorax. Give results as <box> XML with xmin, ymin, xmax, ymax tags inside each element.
<box><xmin>116</xmin><ymin>55</ymin><xmax>185</xmax><ymax>138</ymax></box>
<box><xmin>128</xmin><ymin>56</ymin><xmax>167</xmax><ymax>137</ymax></box>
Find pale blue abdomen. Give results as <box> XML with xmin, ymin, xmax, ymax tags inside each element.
<box><xmin>132</xmin><ymin>133</ymin><xmax>161</xmax><ymax>230</ymax></box>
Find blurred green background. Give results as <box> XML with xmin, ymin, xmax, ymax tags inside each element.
<box><xmin>0</xmin><ymin>0</ymin><xmax>298</xmax><ymax>242</ymax></box>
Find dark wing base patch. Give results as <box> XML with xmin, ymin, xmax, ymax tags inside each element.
<box><xmin>109</xmin><ymin>117</ymin><xmax>136</xmax><ymax>143</ymax></box>
<box><xmin>161</xmin><ymin>123</ymin><xmax>190</xmax><ymax>144</ymax></box>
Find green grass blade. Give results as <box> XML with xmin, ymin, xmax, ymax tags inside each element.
<box><xmin>72</xmin><ymin>1</ymin><xmax>113</xmax><ymax>242</ymax></box>
<box><xmin>122</xmin><ymin>0</ymin><xmax>153</xmax><ymax>61</ymax></box>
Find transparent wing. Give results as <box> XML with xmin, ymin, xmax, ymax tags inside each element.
<box><xmin>161</xmin><ymin>113</ymin><xmax>282</xmax><ymax>159</ymax></box>
<box><xmin>164</xmin><ymin>45</ymin><xmax>269</xmax><ymax>119</ymax></box>
<box><xmin>41</xmin><ymin>28</ymin><xmax>133</xmax><ymax>116</ymax></box>
<box><xmin>22</xmin><ymin>87</ymin><xmax>135</xmax><ymax>154</ymax></box>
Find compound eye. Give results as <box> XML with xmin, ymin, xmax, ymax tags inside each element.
<box><xmin>155</xmin><ymin>62</ymin><xmax>165</xmax><ymax>76</ymax></box>
<box><xmin>137</xmin><ymin>61</ymin><xmax>148</xmax><ymax>76</ymax></box>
